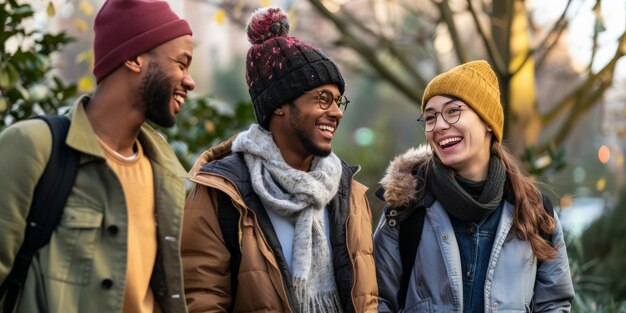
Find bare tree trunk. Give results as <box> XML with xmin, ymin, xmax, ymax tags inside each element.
<box><xmin>490</xmin><ymin>0</ymin><xmax>540</xmax><ymax>156</ymax></box>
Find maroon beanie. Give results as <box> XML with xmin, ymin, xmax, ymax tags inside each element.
<box><xmin>245</xmin><ymin>7</ymin><xmax>345</xmax><ymax>129</ymax></box>
<box><xmin>93</xmin><ymin>0</ymin><xmax>192</xmax><ymax>83</ymax></box>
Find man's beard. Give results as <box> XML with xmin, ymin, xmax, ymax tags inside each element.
<box><xmin>139</xmin><ymin>62</ymin><xmax>176</xmax><ymax>128</ymax></box>
<box><xmin>289</xmin><ymin>105</ymin><xmax>332</xmax><ymax>157</ymax></box>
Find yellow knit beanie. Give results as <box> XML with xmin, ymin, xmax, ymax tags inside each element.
<box><xmin>422</xmin><ymin>60</ymin><xmax>504</xmax><ymax>142</ymax></box>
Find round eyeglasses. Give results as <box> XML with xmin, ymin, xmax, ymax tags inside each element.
<box><xmin>417</xmin><ymin>105</ymin><xmax>463</xmax><ymax>132</ymax></box>
<box><xmin>309</xmin><ymin>89</ymin><xmax>350</xmax><ymax>112</ymax></box>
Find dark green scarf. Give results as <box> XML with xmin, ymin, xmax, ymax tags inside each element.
<box><xmin>428</xmin><ymin>156</ymin><xmax>506</xmax><ymax>222</ymax></box>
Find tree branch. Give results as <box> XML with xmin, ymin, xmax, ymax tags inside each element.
<box><xmin>467</xmin><ymin>0</ymin><xmax>507</xmax><ymax>74</ymax></box>
<box><xmin>587</xmin><ymin>0</ymin><xmax>603</xmax><ymax>72</ymax></box>
<box><xmin>537</xmin><ymin>80</ymin><xmax>611</xmax><ymax>153</ymax></box>
<box><xmin>368</xmin><ymin>0</ymin><xmax>387</xmax><ymax>36</ymax></box>
<box><xmin>341</xmin><ymin>9</ymin><xmax>428</xmax><ymax>87</ymax></box>
<box><xmin>535</xmin><ymin>0</ymin><xmax>574</xmax><ymax>69</ymax></box>
<box><xmin>541</xmin><ymin>31</ymin><xmax>626</xmax><ymax>126</ymax></box>
<box><xmin>538</xmin><ymin>32</ymin><xmax>626</xmax><ymax>152</ymax></box>
<box><xmin>588</xmin><ymin>24</ymin><xmax>600</xmax><ymax>72</ymax></box>
<box><xmin>435</xmin><ymin>0</ymin><xmax>468</xmax><ymax>64</ymax></box>
<box><xmin>510</xmin><ymin>48</ymin><xmax>534</xmax><ymax>77</ymax></box>
<box><xmin>504</xmin><ymin>0</ymin><xmax>515</xmax><ymax>66</ymax></box>
<box><xmin>306</xmin><ymin>0</ymin><xmax>423</xmax><ymax>104</ymax></box>
<box><xmin>509</xmin><ymin>0</ymin><xmax>534</xmax><ymax>77</ymax></box>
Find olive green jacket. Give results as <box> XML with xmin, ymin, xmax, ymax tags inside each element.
<box><xmin>0</xmin><ymin>96</ymin><xmax>188</xmax><ymax>313</ymax></box>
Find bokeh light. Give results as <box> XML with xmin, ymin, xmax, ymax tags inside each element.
<box><xmin>204</xmin><ymin>121</ymin><xmax>215</xmax><ymax>133</ymax></box>
<box><xmin>560</xmin><ymin>194</ymin><xmax>573</xmax><ymax>209</ymax></box>
<box><xmin>598</xmin><ymin>145</ymin><xmax>611</xmax><ymax>164</ymax></box>
<box><xmin>354</xmin><ymin>127</ymin><xmax>375</xmax><ymax>146</ymax></box>
<box><xmin>596</xmin><ymin>178</ymin><xmax>606</xmax><ymax>191</ymax></box>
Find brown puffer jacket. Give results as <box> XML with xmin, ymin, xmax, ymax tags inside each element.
<box><xmin>181</xmin><ymin>136</ymin><xmax>378</xmax><ymax>313</ymax></box>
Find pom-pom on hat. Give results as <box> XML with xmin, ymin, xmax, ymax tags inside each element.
<box><xmin>93</xmin><ymin>0</ymin><xmax>192</xmax><ymax>83</ymax></box>
<box><xmin>422</xmin><ymin>60</ymin><xmax>504</xmax><ymax>142</ymax></box>
<box><xmin>245</xmin><ymin>7</ymin><xmax>345</xmax><ymax>129</ymax></box>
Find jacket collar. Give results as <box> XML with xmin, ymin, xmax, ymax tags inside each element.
<box><xmin>379</xmin><ymin>145</ymin><xmax>432</xmax><ymax>208</ymax></box>
<box><xmin>190</xmin><ymin>133</ymin><xmax>238</xmax><ymax>176</ymax></box>
<box><xmin>66</xmin><ymin>94</ymin><xmax>186</xmax><ymax>177</ymax></box>
<box><xmin>65</xmin><ymin>95</ymin><xmax>105</xmax><ymax>158</ymax></box>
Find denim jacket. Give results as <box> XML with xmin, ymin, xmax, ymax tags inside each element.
<box><xmin>450</xmin><ymin>202</ymin><xmax>504</xmax><ymax>312</ymax></box>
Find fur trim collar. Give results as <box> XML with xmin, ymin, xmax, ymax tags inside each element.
<box><xmin>379</xmin><ymin>145</ymin><xmax>432</xmax><ymax>208</ymax></box>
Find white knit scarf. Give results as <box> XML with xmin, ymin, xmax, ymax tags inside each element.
<box><xmin>231</xmin><ymin>125</ymin><xmax>344</xmax><ymax>313</ymax></box>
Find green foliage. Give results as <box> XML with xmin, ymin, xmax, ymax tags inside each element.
<box><xmin>158</xmin><ymin>96</ymin><xmax>255</xmax><ymax>170</ymax></box>
<box><xmin>0</xmin><ymin>0</ymin><xmax>77</xmax><ymax>129</ymax></box>
<box><xmin>156</xmin><ymin>54</ymin><xmax>253</xmax><ymax>171</ymax></box>
<box><xmin>576</xmin><ymin>187</ymin><xmax>626</xmax><ymax>303</ymax></box>
<box><xmin>567</xmin><ymin>223</ymin><xmax>626</xmax><ymax>312</ymax></box>
<box><xmin>0</xmin><ymin>0</ymin><xmax>253</xmax><ymax>172</ymax></box>
<box><xmin>523</xmin><ymin>144</ymin><xmax>567</xmax><ymax>176</ymax></box>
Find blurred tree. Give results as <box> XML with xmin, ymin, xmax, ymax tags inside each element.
<box><xmin>0</xmin><ymin>0</ymin><xmax>77</xmax><ymax>129</ymax></box>
<box><xmin>311</xmin><ymin>0</ymin><xmax>624</xmax><ymax>168</ymax></box>
<box><xmin>211</xmin><ymin>0</ymin><xmax>625</xmax><ymax>175</ymax></box>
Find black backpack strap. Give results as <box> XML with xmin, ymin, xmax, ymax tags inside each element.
<box><xmin>0</xmin><ymin>116</ymin><xmax>79</xmax><ymax>312</ymax></box>
<box><xmin>217</xmin><ymin>190</ymin><xmax>241</xmax><ymax>313</ymax></box>
<box><xmin>397</xmin><ymin>207</ymin><xmax>427</xmax><ymax>309</ymax></box>
<box><xmin>540</xmin><ymin>193</ymin><xmax>555</xmax><ymax>244</ymax></box>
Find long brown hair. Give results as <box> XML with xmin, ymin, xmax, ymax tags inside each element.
<box><xmin>491</xmin><ymin>142</ymin><xmax>557</xmax><ymax>260</ymax></box>
<box><xmin>418</xmin><ymin>141</ymin><xmax>557</xmax><ymax>260</ymax></box>
<box><xmin>420</xmin><ymin>95</ymin><xmax>556</xmax><ymax>259</ymax></box>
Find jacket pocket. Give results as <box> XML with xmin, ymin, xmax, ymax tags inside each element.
<box><xmin>43</xmin><ymin>206</ymin><xmax>103</xmax><ymax>284</ymax></box>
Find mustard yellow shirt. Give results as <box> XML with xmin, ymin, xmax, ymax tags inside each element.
<box><xmin>99</xmin><ymin>138</ymin><xmax>156</xmax><ymax>313</ymax></box>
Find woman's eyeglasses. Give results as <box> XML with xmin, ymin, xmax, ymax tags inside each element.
<box><xmin>417</xmin><ymin>105</ymin><xmax>463</xmax><ymax>132</ymax></box>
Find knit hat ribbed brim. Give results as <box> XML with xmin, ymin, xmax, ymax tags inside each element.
<box><xmin>93</xmin><ymin>0</ymin><xmax>192</xmax><ymax>83</ymax></box>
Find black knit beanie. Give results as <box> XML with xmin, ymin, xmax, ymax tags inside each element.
<box><xmin>245</xmin><ymin>7</ymin><xmax>345</xmax><ymax>129</ymax></box>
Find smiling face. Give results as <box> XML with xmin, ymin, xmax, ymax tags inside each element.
<box><xmin>424</xmin><ymin>95</ymin><xmax>493</xmax><ymax>180</ymax></box>
<box><xmin>138</xmin><ymin>35</ymin><xmax>195</xmax><ymax>127</ymax></box>
<box><xmin>270</xmin><ymin>84</ymin><xmax>344</xmax><ymax>166</ymax></box>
